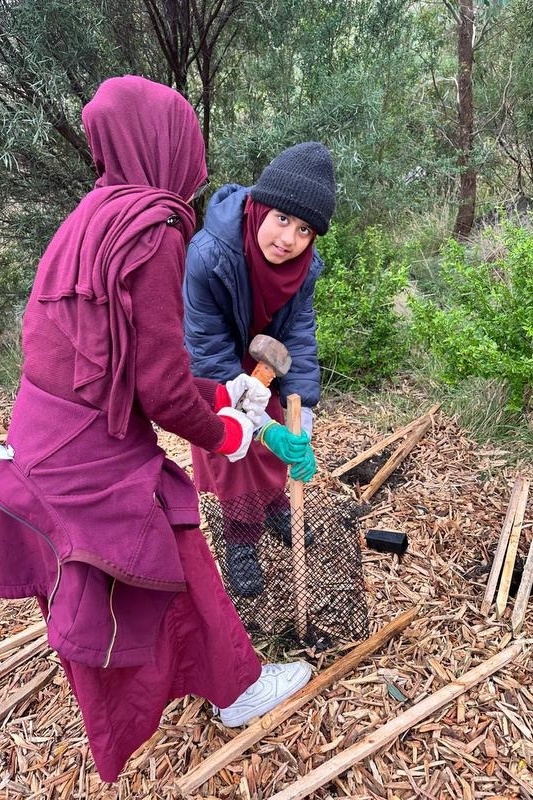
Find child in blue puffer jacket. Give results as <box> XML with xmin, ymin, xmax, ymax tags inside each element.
<box><xmin>184</xmin><ymin>142</ymin><xmax>336</xmax><ymax>597</ymax></box>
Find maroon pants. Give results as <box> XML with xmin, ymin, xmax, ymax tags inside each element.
<box><xmin>42</xmin><ymin>526</ymin><xmax>261</xmax><ymax>782</ymax></box>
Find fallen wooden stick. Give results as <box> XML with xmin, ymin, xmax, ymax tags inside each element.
<box><xmin>0</xmin><ymin>620</ymin><xmax>47</xmax><ymax>657</ymax></box>
<box><xmin>0</xmin><ymin>634</ymin><xmax>49</xmax><ymax>681</ymax></box>
<box><xmin>268</xmin><ymin>642</ymin><xmax>522</xmax><ymax>800</ymax></box>
<box><xmin>175</xmin><ymin>606</ymin><xmax>419</xmax><ymax>797</ymax></box>
<box><xmin>331</xmin><ymin>404</ymin><xmax>440</xmax><ymax>479</ymax></box>
<box><xmin>360</xmin><ymin>415</ymin><xmax>433</xmax><ymax>502</ymax></box>
<box><xmin>511</xmin><ymin>535</ymin><xmax>533</xmax><ymax>636</ymax></box>
<box><xmin>0</xmin><ymin>663</ymin><xmax>58</xmax><ymax>722</ymax></box>
<box><xmin>481</xmin><ymin>478</ymin><xmax>526</xmax><ymax>616</ymax></box>
<box><xmin>287</xmin><ymin>394</ymin><xmax>307</xmax><ymax>641</ymax></box>
<box><xmin>496</xmin><ymin>479</ymin><xmax>529</xmax><ymax>618</ymax></box>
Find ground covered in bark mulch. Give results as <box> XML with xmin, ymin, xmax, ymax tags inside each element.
<box><xmin>1</xmin><ymin>389</ymin><xmax>532</xmax><ymax>800</ymax></box>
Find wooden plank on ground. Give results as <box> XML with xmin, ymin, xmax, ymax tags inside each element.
<box><xmin>175</xmin><ymin>606</ymin><xmax>419</xmax><ymax>797</ymax></box>
<box><xmin>0</xmin><ymin>634</ymin><xmax>49</xmax><ymax>681</ymax></box>
<box><xmin>268</xmin><ymin>643</ymin><xmax>521</xmax><ymax>800</ymax></box>
<box><xmin>496</xmin><ymin>479</ymin><xmax>529</xmax><ymax>618</ymax></box>
<box><xmin>481</xmin><ymin>478</ymin><xmax>526</xmax><ymax>616</ymax></box>
<box><xmin>0</xmin><ymin>621</ymin><xmax>47</xmax><ymax>657</ymax></box>
<box><xmin>0</xmin><ymin>664</ymin><xmax>57</xmax><ymax>722</ymax></box>
<box><xmin>331</xmin><ymin>404</ymin><xmax>441</xmax><ymax>479</ymax></box>
<box><xmin>511</xmin><ymin>535</ymin><xmax>533</xmax><ymax>636</ymax></box>
<box><xmin>360</xmin><ymin>416</ymin><xmax>433</xmax><ymax>502</ymax></box>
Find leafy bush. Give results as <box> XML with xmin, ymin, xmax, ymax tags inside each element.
<box><xmin>0</xmin><ymin>249</ymin><xmax>32</xmax><ymax>333</ymax></box>
<box><xmin>0</xmin><ymin>327</ymin><xmax>22</xmax><ymax>392</ymax></box>
<box><xmin>315</xmin><ymin>225</ymin><xmax>409</xmax><ymax>385</ymax></box>
<box><xmin>409</xmin><ymin>226</ymin><xmax>533</xmax><ymax>410</ymax></box>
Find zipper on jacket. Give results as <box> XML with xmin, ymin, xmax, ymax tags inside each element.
<box><xmin>0</xmin><ymin>501</ymin><xmax>61</xmax><ymax>621</ymax></box>
<box><xmin>102</xmin><ymin>578</ymin><xmax>118</xmax><ymax>668</ymax></box>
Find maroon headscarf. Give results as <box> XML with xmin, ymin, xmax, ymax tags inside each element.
<box><xmin>33</xmin><ymin>76</ymin><xmax>207</xmax><ymax>438</ymax></box>
<box><xmin>242</xmin><ymin>196</ymin><xmax>315</xmax><ymax>337</ymax></box>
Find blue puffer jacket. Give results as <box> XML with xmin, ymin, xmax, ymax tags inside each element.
<box><xmin>184</xmin><ymin>184</ymin><xmax>323</xmax><ymax>408</ymax></box>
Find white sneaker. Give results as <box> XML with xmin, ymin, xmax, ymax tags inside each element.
<box><xmin>214</xmin><ymin>661</ymin><xmax>312</xmax><ymax>727</ymax></box>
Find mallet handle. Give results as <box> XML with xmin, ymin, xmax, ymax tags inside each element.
<box><xmin>250</xmin><ymin>361</ymin><xmax>277</xmax><ymax>387</ymax></box>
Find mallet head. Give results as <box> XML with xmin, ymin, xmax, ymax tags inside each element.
<box><xmin>248</xmin><ymin>334</ymin><xmax>292</xmax><ymax>378</ymax></box>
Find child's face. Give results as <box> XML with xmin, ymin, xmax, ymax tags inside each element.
<box><xmin>257</xmin><ymin>209</ymin><xmax>314</xmax><ymax>264</ymax></box>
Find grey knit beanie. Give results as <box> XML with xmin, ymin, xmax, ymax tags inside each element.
<box><xmin>250</xmin><ymin>142</ymin><xmax>335</xmax><ymax>235</ymax></box>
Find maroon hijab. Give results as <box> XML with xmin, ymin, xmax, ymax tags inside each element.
<box><xmin>32</xmin><ymin>76</ymin><xmax>207</xmax><ymax>438</ymax></box>
<box><xmin>243</xmin><ymin>196</ymin><xmax>315</xmax><ymax>337</ymax></box>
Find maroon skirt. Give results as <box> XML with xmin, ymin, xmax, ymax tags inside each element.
<box><xmin>192</xmin><ymin>393</ymin><xmax>287</xmax><ymax>501</ymax></box>
<box><xmin>191</xmin><ymin>394</ymin><xmax>289</xmax><ymax>542</ymax></box>
<box><xmin>42</xmin><ymin>525</ymin><xmax>261</xmax><ymax>782</ymax></box>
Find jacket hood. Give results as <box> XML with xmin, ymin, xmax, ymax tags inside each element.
<box><xmin>203</xmin><ymin>184</ymin><xmax>249</xmax><ymax>253</ymax></box>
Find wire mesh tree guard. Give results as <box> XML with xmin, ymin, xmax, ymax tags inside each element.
<box><xmin>200</xmin><ymin>486</ymin><xmax>368</xmax><ymax>651</ymax></box>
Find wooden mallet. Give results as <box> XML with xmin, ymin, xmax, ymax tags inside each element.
<box><xmin>248</xmin><ymin>334</ymin><xmax>292</xmax><ymax>387</ymax></box>
<box><xmin>236</xmin><ymin>334</ymin><xmax>292</xmax><ymax>410</ymax></box>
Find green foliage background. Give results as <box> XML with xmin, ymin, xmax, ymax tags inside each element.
<box><xmin>315</xmin><ymin>226</ymin><xmax>409</xmax><ymax>384</ymax></box>
<box><xmin>1</xmin><ymin>0</ymin><xmax>533</xmax><ymax>424</ymax></box>
<box><xmin>409</xmin><ymin>226</ymin><xmax>533</xmax><ymax>410</ymax></box>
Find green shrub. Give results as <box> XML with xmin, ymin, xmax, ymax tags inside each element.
<box><xmin>315</xmin><ymin>225</ymin><xmax>409</xmax><ymax>386</ymax></box>
<box><xmin>409</xmin><ymin>226</ymin><xmax>533</xmax><ymax>410</ymax></box>
<box><xmin>0</xmin><ymin>328</ymin><xmax>22</xmax><ymax>392</ymax></box>
<box><xmin>0</xmin><ymin>248</ymin><xmax>32</xmax><ymax>333</ymax></box>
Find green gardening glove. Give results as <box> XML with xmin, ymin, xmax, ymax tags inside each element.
<box><xmin>259</xmin><ymin>421</ymin><xmax>309</xmax><ymax>465</ymax></box>
<box><xmin>290</xmin><ymin>443</ymin><xmax>317</xmax><ymax>483</ymax></box>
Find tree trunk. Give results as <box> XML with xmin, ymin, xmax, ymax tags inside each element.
<box><xmin>453</xmin><ymin>0</ymin><xmax>476</xmax><ymax>240</ymax></box>
<box><xmin>201</xmin><ymin>75</ymin><xmax>211</xmax><ymax>162</ymax></box>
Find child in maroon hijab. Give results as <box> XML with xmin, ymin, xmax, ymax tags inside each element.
<box><xmin>184</xmin><ymin>142</ymin><xmax>336</xmax><ymax>597</ymax></box>
<box><xmin>0</xmin><ymin>77</ymin><xmax>312</xmax><ymax>782</ymax></box>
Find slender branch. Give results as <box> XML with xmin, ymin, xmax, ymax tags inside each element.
<box><xmin>473</xmin><ymin>62</ymin><xmax>513</xmax><ymax>137</ymax></box>
<box><xmin>441</xmin><ymin>0</ymin><xmax>461</xmax><ymax>24</ymax></box>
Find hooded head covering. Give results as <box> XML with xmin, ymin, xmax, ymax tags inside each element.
<box><xmin>82</xmin><ymin>75</ymin><xmax>206</xmax><ymax>196</ymax></box>
<box><xmin>33</xmin><ymin>76</ymin><xmax>208</xmax><ymax>438</ymax></box>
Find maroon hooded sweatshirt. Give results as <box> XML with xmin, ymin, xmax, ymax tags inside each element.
<box><xmin>0</xmin><ymin>76</ymin><xmax>260</xmax><ymax>782</ymax></box>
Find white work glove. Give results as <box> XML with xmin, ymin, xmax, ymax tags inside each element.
<box><xmin>225</xmin><ymin>374</ymin><xmax>271</xmax><ymax>428</ymax></box>
<box><xmin>300</xmin><ymin>407</ymin><xmax>314</xmax><ymax>439</ymax></box>
<box><xmin>254</xmin><ymin>410</ymin><xmax>272</xmax><ymax>433</ymax></box>
<box><xmin>0</xmin><ymin>444</ymin><xmax>14</xmax><ymax>460</ymax></box>
<box><xmin>216</xmin><ymin>407</ymin><xmax>254</xmax><ymax>462</ymax></box>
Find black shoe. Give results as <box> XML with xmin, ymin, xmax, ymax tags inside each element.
<box><xmin>226</xmin><ymin>544</ymin><xmax>264</xmax><ymax>597</ymax></box>
<box><xmin>265</xmin><ymin>508</ymin><xmax>315</xmax><ymax>548</ymax></box>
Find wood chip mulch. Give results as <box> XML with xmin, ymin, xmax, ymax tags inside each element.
<box><xmin>1</xmin><ymin>393</ymin><xmax>532</xmax><ymax>800</ymax></box>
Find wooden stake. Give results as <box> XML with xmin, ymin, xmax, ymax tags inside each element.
<box><xmin>360</xmin><ymin>416</ymin><xmax>433</xmax><ymax>502</ymax></box>
<box><xmin>0</xmin><ymin>634</ymin><xmax>49</xmax><ymax>681</ymax></box>
<box><xmin>175</xmin><ymin>606</ymin><xmax>419</xmax><ymax>797</ymax></box>
<box><xmin>495</xmin><ymin>479</ymin><xmax>529</xmax><ymax>618</ymax></box>
<box><xmin>511</xmin><ymin>534</ymin><xmax>533</xmax><ymax>635</ymax></box>
<box><xmin>268</xmin><ymin>643</ymin><xmax>521</xmax><ymax>800</ymax></box>
<box><xmin>0</xmin><ymin>663</ymin><xmax>58</xmax><ymax>722</ymax></box>
<box><xmin>287</xmin><ymin>393</ymin><xmax>307</xmax><ymax>642</ymax></box>
<box><xmin>0</xmin><ymin>620</ymin><xmax>47</xmax><ymax>657</ymax></box>
<box><xmin>481</xmin><ymin>478</ymin><xmax>526</xmax><ymax>616</ymax></box>
<box><xmin>331</xmin><ymin>404</ymin><xmax>440</xmax><ymax>479</ymax></box>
